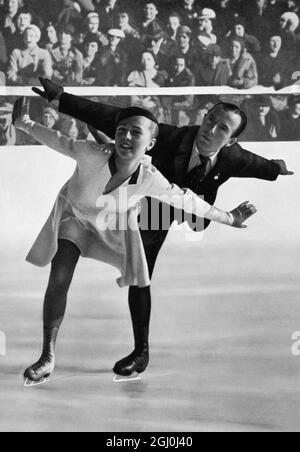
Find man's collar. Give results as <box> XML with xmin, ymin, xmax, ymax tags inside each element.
<box><xmin>193</xmin><ymin>139</ymin><xmax>219</xmax><ymax>165</ymax></box>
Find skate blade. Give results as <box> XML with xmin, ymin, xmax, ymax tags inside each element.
<box><xmin>113</xmin><ymin>373</ymin><xmax>142</xmax><ymax>383</ymax></box>
<box><xmin>23</xmin><ymin>377</ymin><xmax>51</xmax><ymax>388</ymax></box>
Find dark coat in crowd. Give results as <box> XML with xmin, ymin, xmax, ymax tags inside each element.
<box><xmin>96</xmin><ymin>45</ymin><xmax>128</xmax><ymax>86</ymax></box>
<box><xmin>259</xmin><ymin>51</ymin><xmax>293</xmax><ymax>89</ymax></box>
<box><xmin>196</xmin><ymin>58</ymin><xmax>232</xmax><ymax>86</ymax></box>
<box><xmin>279</xmin><ymin>110</ymin><xmax>300</xmax><ymax>141</ymax></box>
<box><xmin>0</xmin><ymin>31</ymin><xmax>8</xmax><ymax>71</ymax></box>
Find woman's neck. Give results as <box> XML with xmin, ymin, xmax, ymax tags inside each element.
<box><xmin>115</xmin><ymin>155</ymin><xmax>141</xmax><ymax>177</ymax></box>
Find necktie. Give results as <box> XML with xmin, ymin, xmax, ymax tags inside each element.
<box><xmin>185</xmin><ymin>156</ymin><xmax>211</xmax><ymax>193</ymax></box>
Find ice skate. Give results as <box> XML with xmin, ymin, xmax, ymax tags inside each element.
<box><xmin>23</xmin><ymin>327</ymin><xmax>58</xmax><ymax>388</ymax></box>
<box><xmin>113</xmin><ymin>326</ymin><xmax>149</xmax><ymax>381</ymax></box>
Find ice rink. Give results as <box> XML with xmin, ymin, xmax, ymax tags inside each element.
<box><xmin>0</xmin><ymin>142</ymin><xmax>300</xmax><ymax>432</ymax></box>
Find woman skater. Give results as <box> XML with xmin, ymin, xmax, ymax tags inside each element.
<box><xmin>12</xmin><ymin>97</ymin><xmax>257</xmax><ymax>385</ymax></box>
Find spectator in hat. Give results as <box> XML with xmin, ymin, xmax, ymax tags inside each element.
<box><xmin>7</xmin><ymin>11</ymin><xmax>33</xmax><ymax>56</ymax></box>
<box><xmin>227</xmin><ymin>16</ymin><xmax>261</xmax><ymax>56</ymax></box>
<box><xmin>144</xmin><ymin>24</ymin><xmax>176</xmax><ymax>71</ymax></box>
<box><xmin>195</xmin><ymin>44</ymin><xmax>232</xmax><ymax>86</ymax></box>
<box><xmin>279</xmin><ymin>11</ymin><xmax>300</xmax><ymax>60</ymax></box>
<box><xmin>7</xmin><ymin>24</ymin><xmax>53</xmax><ymax>85</ymax></box>
<box><xmin>228</xmin><ymin>37</ymin><xmax>258</xmax><ymax>89</ymax></box>
<box><xmin>195</xmin><ymin>8</ymin><xmax>217</xmax><ymax>52</ymax></box>
<box><xmin>177</xmin><ymin>0</ymin><xmax>200</xmax><ymax>31</ymax></box>
<box><xmin>243</xmin><ymin>95</ymin><xmax>281</xmax><ymax>141</ymax></box>
<box><xmin>0</xmin><ymin>101</ymin><xmax>16</xmax><ymax>145</ymax></box>
<box><xmin>116</xmin><ymin>10</ymin><xmax>142</xmax><ymax>73</ymax></box>
<box><xmin>259</xmin><ymin>35</ymin><xmax>292</xmax><ymax>89</ymax></box>
<box><xmin>166</xmin><ymin>12</ymin><xmax>182</xmax><ymax>42</ymax></box>
<box><xmin>279</xmin><ymin>96</ymin><xmax>300</xmax><ymax>140</ymax></box>
<box><xmin>117</xmin><ymin>10</ymin><xmax>140</xmax><ymax>39</ymax></box>
<box><xmin>82</xmin><ymin>38</ymin><xmax>99</xmax><ymax>86</ymax></box>
<box><xmin>127</xmin><ymin>51</ymin><xmax>167</xmax><ymax>87</ymax></box>
<box><xmin>83</xmin><ymin>12</ymin><xmax>108</xmax><ymax>49</ymax></box>
<box><xmin>96</xmin><ymin>28</ymin><xmax>128</xmax><ymax>86</ymax></box>
<box><xmin>42</xmin><ymin>106</ymin><xmax>59</xmax><ymax>130</ymax></box>
<box><xmin>50</xmin><ymin>24</ymin><xmax>83</xmax><ymax>86</ymax></box>
<box><xmin>0</xmin><ymin>0</ymin><xmax>23</xmax><ymax>44</ymax></box>
<box><xmin>95</xmin><ymin>0</ymin><xmax>121</xmax><ymax>33</ymax></box>
<box><xmin>171</xmin><ymin>25</ymin><xmax>200</xmax><ymax>75</ymax></box>
<box><xmin>166</xmin><ymin>55</ymin><xmax>195</xmax><ymax>111</ymax></box>
<box><xmin>140</xmin><ymin>2</ymin><xmax>163</xmax><ymax>42</ymax></box>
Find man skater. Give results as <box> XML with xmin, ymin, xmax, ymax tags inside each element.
<box><xmin>32</xmin><ymin>78</ymin><xmax>294</xmax><ymax>380</ymax></box>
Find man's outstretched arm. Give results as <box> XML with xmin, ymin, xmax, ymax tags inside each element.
<box><xmin>32</xmin><ymin>78</ymin><xmax>122</xmax><ymax>138</ymax></box>
<box><xmin>229</xmin><ymin>144</ymin><xmax>293</xmax><ymax>181</ymax></box>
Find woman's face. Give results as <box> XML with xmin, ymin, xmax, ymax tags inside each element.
<box><xmin>115</xmin><ymin>116</ymin><xmax>156</xmax><ymax>162</ymax></box>
<box><xmin>24</xmin><ymin>29</ymin><xmax>39</xmax><ymax>48</ymax></box>
<box><xmin>43</xmin><ymin>113</ymin><xmax>56</xmax><ymax>129</ymax></box>
<box><xmin>86</xmin><ymin>41</ymin><xmax>99</xmax><ymax>57</ymax></box>
<box><xmin>142</xmin><ymin>52</ymin><xmax>156</xmax><ymax>70</ymax></box>
<box><xmin>47</xmin><ymin>25</ymin><xmax>58</xmax><ymax>43</ymax></box>
<box><xmin>235</xmin><ymin>24</ymin><xmax>245</xmax><ymax>37</ymax></box>
<box><xmin>232</xmin><ymin>40</ymin><xmax>242</xmax><ymax>58</ymax></box>
<box><xmin>177</xmin><ymin>33</ymin><xmax>190</xmax><ymax>48</ymax></box>
<box><xmin>118</xmin><ymin>13</ymin><xmax>129</xmax><ymax>28</ymax></box>
<box><xmin>60</xmin><ymin>32</ymin><xmax>72</xmax><ymax>47</ymax></box>
<box><xmin>109</xmin><ymin>35</ymin><xmax>121</xmax><ymax>47</ymax></box>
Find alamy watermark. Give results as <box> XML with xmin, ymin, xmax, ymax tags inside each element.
<box><xmin>291</xmin><ymin>331</ymin><xmax>300</xmax><ymax>357</ymax></box>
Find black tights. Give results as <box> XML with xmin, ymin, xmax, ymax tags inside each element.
<box><xmin>128</xmin><ymin>231</ymin><xmax>168</xmax><ymax>333</ymax></box>
<box><xmin>43</xmin><ymin>239</ymin><xmax>81</xmax><ymax>329</ymax></box>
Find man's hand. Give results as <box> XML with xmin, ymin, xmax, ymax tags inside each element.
<box><xmin>32</xmin><ymin>77</ymin><xmax>64</xmax><ymax>103</ymax></box>
<box><xmin>12</xmin><ymin>97</ymin><xmax>30</xmax><ymax>127</ymax></box>
<box><xmin>272</xmin><ymin>159</ymin><xmax>294</xmax><ymax>176</ymax></box>
<box><xmin>229</xmin><ymin>201</ymin><xmax>257</xmax><ymax>229</ymax></box>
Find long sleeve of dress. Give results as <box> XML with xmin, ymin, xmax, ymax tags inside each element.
<box><xmin>14</xmin><ymin>117</ymin><xmax>108</xmax><ymax>162</ymax></box>
<box><xmin>140</xmin><ymin>163</ymin><xmax>234</xmax><ymax>226</ymax></box>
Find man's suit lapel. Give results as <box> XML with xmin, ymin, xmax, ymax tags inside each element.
<box><xmin>174</xmin><ymin>128</ymin><xmax>198</xmax><ymax>185</ymax></box>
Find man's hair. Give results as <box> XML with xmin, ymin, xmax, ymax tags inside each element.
<box><xmin>207</xmin><ymin>103</ymin><xmax>248</xmax><ymax>138</ymax></box>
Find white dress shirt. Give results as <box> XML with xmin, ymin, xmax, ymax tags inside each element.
<box><xmin>188</xmin><ymin>139</ymin><xmax>219</xmax><ymax>174</ymax></box>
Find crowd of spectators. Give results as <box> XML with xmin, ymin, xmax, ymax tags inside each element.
<box><xmin>0</xmin><ymin>0</ymin><xmax>300</xmax><ymax>89</ymax></box>
<box><xmin>1</xmin><ymin>94</ymin><xmax>300</xmax><ymax>145</ymax></box>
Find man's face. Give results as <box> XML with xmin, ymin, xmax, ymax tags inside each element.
<box><xmin>235</xmin><ymin>24</ymin><xmax>245</xmax><ymax>37</ymax></box>
<box><xmin>198</xmin><ymin>18</ymin><xmax>212</xmax><ymax>32</ymax></box>
<box><xmin>270</xmin><ymin>36</ymin><xmax>282</xmax><ymax>52</ymax></box>
<box><xmin>24</xmin><ymin>29</ymin><xmax>39</xmax><ymax>48</ymax></box>
<box><xmin>144</xmin><ymin>3</ymin><xmax>158</xmax><ymax>21</ymax></box>
<box><xmin>17</xmin><ymin>13</ymin><xmax>32</xmax><ymax>33</ymax></box>
<box><xmin>149</xmin><ymin>36</ymin><xmax>163</xmax><ymax>51</ymax></box>
<box><xmin>88</xmin><ymin>17</ymin><xmax>100</xmax><ymax>33</ymax></box>
<box><xmin>174</xmin><ymin>58</ymin><xmax>185</xmax><ymax>74</ymax></box>
<box><xmin>196</xmin><ymin>106</ymin><xmax>242</xmax><ymax>156</ymax></box>
<box><xmin>168</xmin><ymin>16</ymin><xmax>180</xmax><ymax>30</ymax></box>
<box><xmin>177</xmin><ymin>33</ymin><xmax>190</xmax><ymax>48</ymax></box>
<box><xmin>8</xmin><ymin>0</ymin><xmax>19</xmax><ymax>16</ymax></box>
<box><xmin>115</xmin><ymin>116</ymin><xmax>156</xmax><ymax>161</ymax></box>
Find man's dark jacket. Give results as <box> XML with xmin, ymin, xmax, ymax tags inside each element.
<box><xmin>59</xmin><ymin>93</ymin><xmax>280</xmax><ymax>210</ymax></box>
